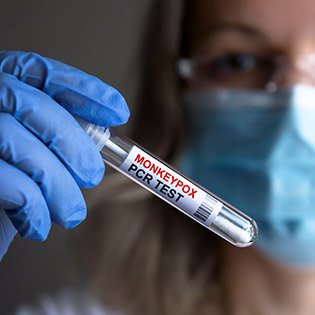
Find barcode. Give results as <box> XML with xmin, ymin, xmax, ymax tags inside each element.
<box><xmin>193</xmin><ymin>195</ymin><xmax>218</xmax><ymax>222</ymax></box>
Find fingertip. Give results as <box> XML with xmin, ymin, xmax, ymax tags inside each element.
<box><xmin>23</xmin><ymin>228</ymin><xmax>49</xmax><ymax>242</ymax></box>
<box><xmin>80</xmin><ymin>161</ymin><xmax>105</xmax><ymax>188</ymax></box>
<box><xmin>52</xmin><ymin>189</ymin><xmax>87</xmax><ymax>229</ymax></box>
<box><xmin>20</xmin><ymin>218</ymin><xmax>51</xmax><ymax>241</ymax></box>
<box><xmin>88</xmin><ymin>86</ymin><xmax>130</xmax><ymax>127</ymax></box>
<box><xmin>60</xmin><ymin>210</ymin><xmax>87</xmax><ymax>229</ymax></box>
<box><xmin>7</xmin><ymin>194</ymin><xmax>52</xmax><ymax>242</ymax></box>
<box><xmin>111</xmin><ymin>89</ymin><xmax>130</xmax><ymax>125</ymax></box>
<box><xmin>67</xmin><ymin>210</ymin><xmax>87</xmax><ymax>228</ymax></box>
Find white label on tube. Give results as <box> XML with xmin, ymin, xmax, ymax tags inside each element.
<box><xmin>120</xmin><ymin>146</ymin><xmax>221</xmax><ymax>223</ymax></box>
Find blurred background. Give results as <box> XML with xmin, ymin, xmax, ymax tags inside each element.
<box><xmin>0</xmin><ymin>1</ymin><xmax>151</xmax><ymax>313</ymax></box>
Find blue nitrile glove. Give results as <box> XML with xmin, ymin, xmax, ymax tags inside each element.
<box><xmin>0</xmin><ymin>51</ymin><xmax>130</xmax><ymax>260</ymax></box>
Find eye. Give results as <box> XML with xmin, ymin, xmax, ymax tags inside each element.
<box><xmin>192</xmin><ymin>52</ymin><xmax>275</xmax><ymax>88</ymax></box>
<box><xmin>203</xmin><ymin>53</ymin><xmax>262</xmax><ymax>76</ymax></box>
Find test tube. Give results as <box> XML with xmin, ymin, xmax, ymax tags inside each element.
<box><xmin>78</xmin><ymin>119</ymin><xmax>258</xmax><ymax>247</ymax></box>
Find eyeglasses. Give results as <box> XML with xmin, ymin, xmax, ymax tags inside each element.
<box><xmin>177</xmin><ymin>53</ymin><xmax>315</xmax><ymax>91</ymax></box>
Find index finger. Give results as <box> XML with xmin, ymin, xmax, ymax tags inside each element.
<box><xmin>0</xmin><ymin>50</ymin><xmax>130</xmax><ymax>127</ymax></box>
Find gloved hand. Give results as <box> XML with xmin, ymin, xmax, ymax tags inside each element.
<box><xmin>0</xmin><ymin>51</ymin><xmax>130</xmax><ymax>260</ymax></box>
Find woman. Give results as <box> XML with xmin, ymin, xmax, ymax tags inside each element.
<box><xmin>5</xmin><ymin>0</ymin><xmax>315</xmax><ymax>314</ymax></box>
<box><xmin>81</xmin><ymin>0</ymin><xmax>315</xmax><ymax>314</ymax></box>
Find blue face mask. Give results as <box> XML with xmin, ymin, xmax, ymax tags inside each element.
<box><xmin>181</xmin><ymin>85</ymin><xmax>315</xmax><ymax>267</ymax></box>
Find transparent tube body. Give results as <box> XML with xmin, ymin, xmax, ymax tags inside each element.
<box><xmin>80</xmin><ymin>121</ymin><xmax>258</xmax><ymax>247</ymax></box>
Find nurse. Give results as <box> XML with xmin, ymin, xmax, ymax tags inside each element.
<box><xmin>4</xmin><ymin>0</ymin><xmax>315</xmax><ymax>314</ymax></box>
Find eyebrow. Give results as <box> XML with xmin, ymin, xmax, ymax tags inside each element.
<box><xmin>201</xmin><ymin>22</ymin><xmax>268</xmax><ymax>41</ymax></box>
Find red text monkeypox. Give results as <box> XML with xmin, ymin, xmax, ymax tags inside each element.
<box><xmin>127</xmin><ymin>153</ymin><xmax>198</xmax><ymax>203</ymax></box>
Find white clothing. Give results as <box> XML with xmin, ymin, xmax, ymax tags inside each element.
<box><xmin>14</xmin><ymin>289</ymin><xmax>121</xmax><ymax>315</ymax></box>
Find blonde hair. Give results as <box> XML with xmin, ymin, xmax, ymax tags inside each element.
<box><xmin>78</xmin><ymin>1</ymin><xmax>223</xmax><ymax>314</ymax></box>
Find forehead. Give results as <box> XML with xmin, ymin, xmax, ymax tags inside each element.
<box><xmin>191</xmin><ymin>0</ymin><xmax>315</xmax><ymax>44</ymax></box>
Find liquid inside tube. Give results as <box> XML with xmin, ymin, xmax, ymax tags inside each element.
<box><xmin>79</xmin><ymin>120</ymin><xmax>258</xmax><ymax>247</ymax></box>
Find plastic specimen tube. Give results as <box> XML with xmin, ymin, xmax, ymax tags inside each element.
<box><xmin>78</xmin><ymin>119</ymin><xmax>258</xmax><ymax>247</ymax></box>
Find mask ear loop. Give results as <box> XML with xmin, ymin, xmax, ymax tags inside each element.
<box><xmin>265</xmin><ymin>55</ymin><xmax>287</xmax><ymax>93</ymax></box>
